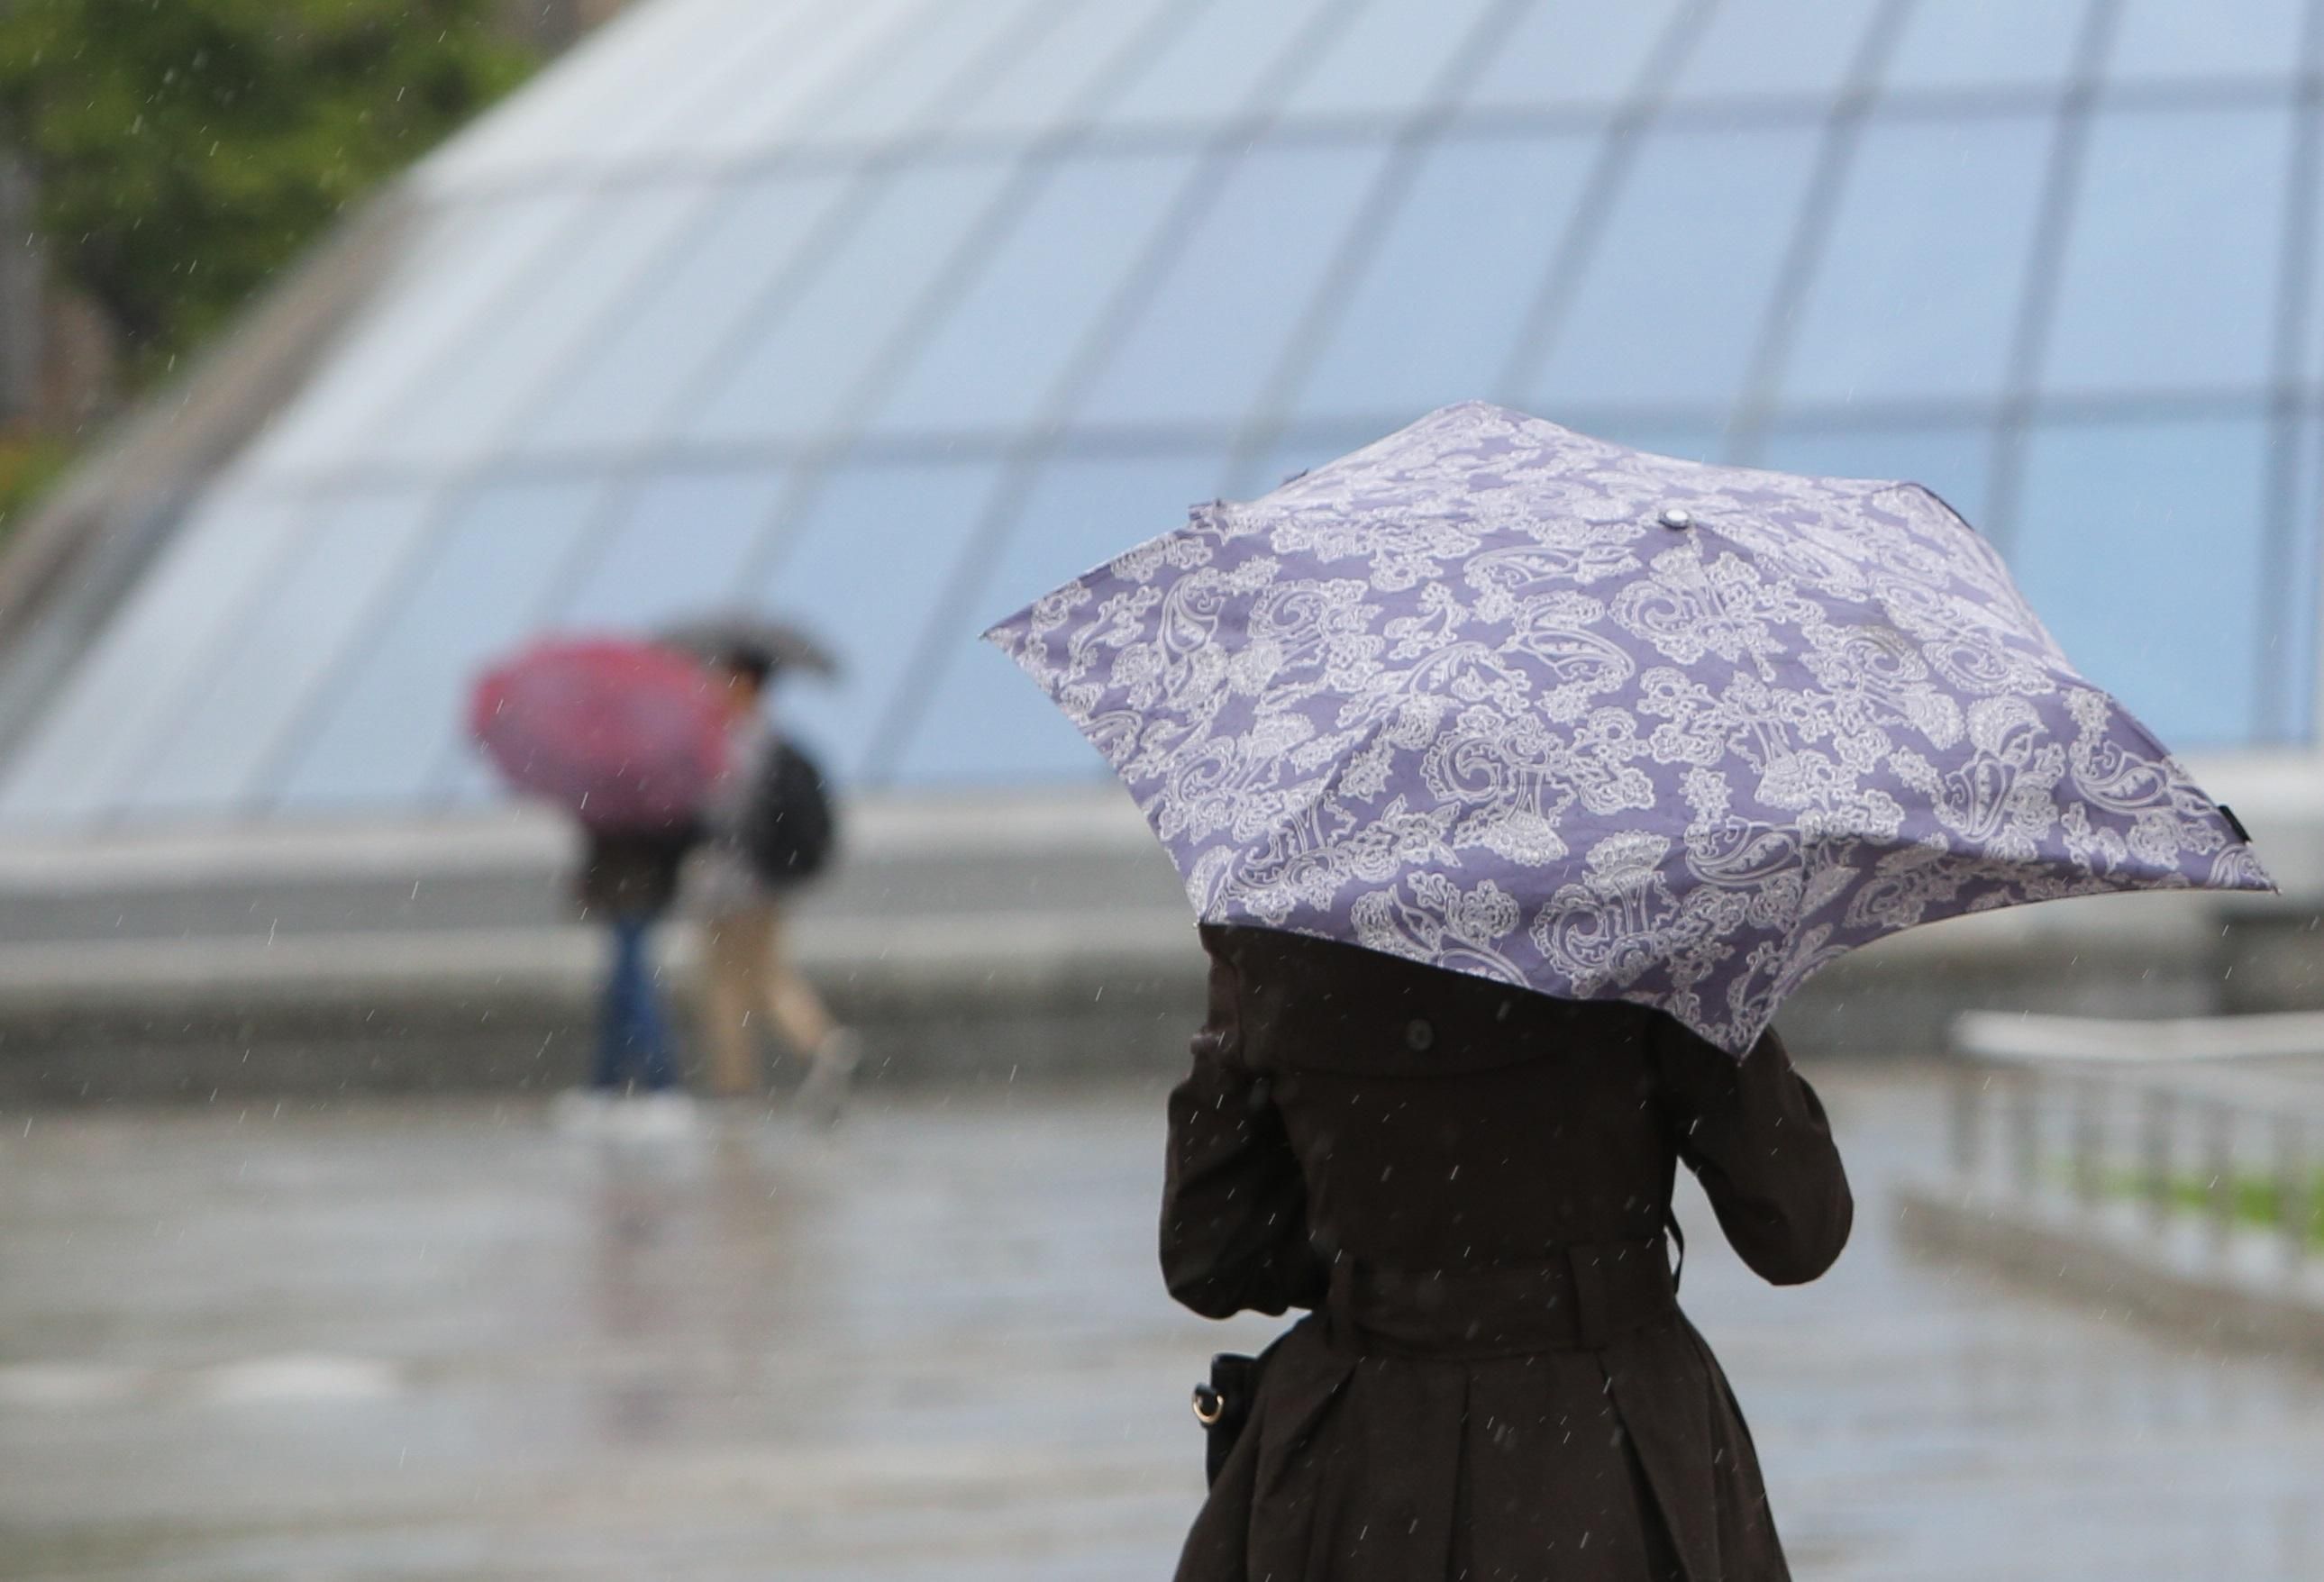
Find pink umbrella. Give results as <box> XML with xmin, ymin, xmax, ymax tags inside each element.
<box><xmin>469</xmin><ymin>637</ymin><xmax>730</xmax><ymax>831</ymax></box>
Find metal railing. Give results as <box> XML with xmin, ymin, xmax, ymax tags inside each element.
<box><xmin>1949</xmin><ymin>1011</ymin><xmax>2324</xmax><ymax>1273</ymax></box>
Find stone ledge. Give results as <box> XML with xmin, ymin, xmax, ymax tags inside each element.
<box><xmin>1894</xmin><ymin>1180</ymin><xmax>2324</xmax><ymax>1366</ymax></box>
<box><xmin>0</xmin><ymin>910</ymin><xmax>1209</xmax><ymax>1103</ymax></box>
<box><xmin>0</xmin><ymin>908</ymin><xmax>1201</xmax><ymax>1014</ymax></box>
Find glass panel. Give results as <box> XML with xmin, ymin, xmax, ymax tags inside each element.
<box><xmin>1663</xmin><ymin>0</ymin><xmax>1889</xmax><ymax>101</ymax></box>
<box><xmin>245</xmin><ymin>193</ymin><xmax>584</xmax><ymax>479</ymax></box>
<box><xmin>941</xmin><ymin>0</ymin><xmax>1181</xmax><ymax>137</ymax></box>
<box><xmin>2011</xmin><ymin>416</ymin><xmax>2271</xmax><ymax>748</ymax></box>
<box><xmin>1880</xmin><ymin>0</ymin><xmax>2092</xmax><ymax>94</ymax></box>
<box><xmin>690</xmin><ymin>0</ymin><xmax>929</xmax><ymax>160</ymax></box>
<box><xmin>2040</xmin><ymin>108</ymin><xmax>2291</xmax><ymax>396</ymax></box>
<box><xmin>1755</xmin><ymin>423</ymin><xmax>1997</xmax><ymax>528</ymax></box>
<box><xmin>1463</xmin><ymin>0</ymin><xmax>1684</xmax><ymax>111</ymax></box>
<box><xmin>2105</xmin><ymin>0</ymin><xmax>2306</xmax><ymax>86</ymax></box>
<box><xmin>374</xmin><ymin>184</ymin><xmax>719</xmax><ymax>470</ymax></box>
<box><xmin>891</xmin><ymin>450</ymin><xmax>1231</xmax><ymax>785</ymax></box>
<box><xmin>1527</xmin><ymin>124</ymin><xmax>1822</xmax><ymax>411</ymax></box>
<box><xmin>1093</xmin><ymin>0</ymin><xmax>1339</xmax><ymax>128</ymax></box>
<box><xmin>684</xmin><ymin>158</ymin><xmax>1019</xmax><ymax>446</ymax></box>
<box><xmin>2265</xmin><ymin>414</ymin><xmax>2321</xmax><ymax>741</ymax></box>
<box><xmin>1780</xmin><ymin>115</ymin><xmax>2051</xmax><ymax>405</ymax></box>
<box><xmin>1074</xmin><ymin>142</ymin><xmax>1391</xmax><ymax>430</ymax></box>
<box><xmin>1277</xmin><ymin>0</ymin><xmax>1502</xmax><ymax>119</ymax></box>
<box><xmin>747</xmin><ymin>459</ymin><xmax>1007</xmax><ymax>783</ymax></box>
<box><xmin>555</xmin><ymin>469</ymin><xmax>791</xmax><ymax>629</ymax></box>
<box><xmin>869</xmin><ymin>151</ymin><xmax>1198</xmax><ymax>436</ymax></box>
<box><xmin>1226</xmin><ymin>427</ymin><xmax>1393</xmax><ymax>501</ymax></box>
<box><xmin>0</xmin><ymin>493</ymin><xmax>305</xmax><ymax>821</ymax></box>
<box><xmin>573</xmin><ymin>2</ymin><xmax>820</xmax><ymax>168</ymax></box>
<box><xmin>790</xmin><ymin>0</ymin><xmax>1050</xmax><ymax>147</ymax></box>
<box><xmin>2305</xmin><ymin>169</ymin><xmax>2324</xmax><ymax>389</ymax></box>
<box><xmin>124</xmin><ymin>490</ymin><xmax>439</xmax><ymax>816</ymax></box>
<box><xmin>2295</xmin><ymin>413</ymin><xmax>2323</xmax><ymax>742</ymax></box>
<box><xmin>424</xmin><ymin>0</ymin><xmax>769</xmax><ymax>190</ymax></box>
<box><xmin>1606</xmin><ymin>422</ymin><xmax>1722</xmax><ymax>464</ymax></box>
<box><xmin>274</xmin><ymin>479</ymin><xmax>605</xmax><ymax>810</ymax></box>
<box><xmin>1287</xmin><ymin>131</ymin><xmax>1599</xmax><ymax>426</ymax></box>
<box><xmin>519</xmin><ymin>170</ymin><xmax>857</xmax><ymax>458</ymax></box>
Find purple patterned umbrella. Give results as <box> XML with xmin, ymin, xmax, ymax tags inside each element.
<box><xmin>984</xmin><ymin>403</ymin><xmax>2272</xmax><ymax>1055</ymax></box>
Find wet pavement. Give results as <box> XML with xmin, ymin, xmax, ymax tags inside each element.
<box><xmin>3</xmin><ymin>1066</ymin><xmax>2321</xmax><ymax>1581</ymax></box>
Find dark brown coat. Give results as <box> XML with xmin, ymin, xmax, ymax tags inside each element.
<box><xmin>1164</xmin><ymin>926</ymin><xmax>1852</xmax><ymax>1582</ymax></box>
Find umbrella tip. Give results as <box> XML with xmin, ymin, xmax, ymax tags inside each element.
<box><xmin>2217</xmin><ymin>803</ymin><xmax>2253</xmax><ymax>845</ymax></box>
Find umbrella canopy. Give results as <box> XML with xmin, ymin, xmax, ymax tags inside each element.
<box><xmin>986</xmin><ymin>403</ymin><xmax>2272</xmax><ymax>1056</ymax></box>
<box><xmin>470</xmin><ymin>637</ymin><xmax>730</xmax><ymax>831</ymax></box>
<box><xmin>656</xmin><ymin>614</ymin><xmax>840</xmax><ymax>680</ymax></box>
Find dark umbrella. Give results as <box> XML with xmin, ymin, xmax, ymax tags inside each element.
<box><xmin>986</xmin><ymin>402</ymin><xmax>2273</xmax><ymax>1057</ymax></box>
<box><xmin>657</xmin><ymin>613</ymin><xmax>840</xmax><ymax>681</ymax></box>
<box><xmin>469</xmin><ymin>636</ymin><xmax>730</xmax><ymax>831</ymax></box>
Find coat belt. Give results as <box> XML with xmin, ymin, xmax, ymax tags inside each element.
<box><xmin>1324</xmin><ymin>1236</ymin><xmax>1677</xmax><ymax>1359</ymax></box>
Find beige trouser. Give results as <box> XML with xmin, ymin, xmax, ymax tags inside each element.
<box><xmin>697</xmin><ymin>902</ymin><xmax>837</xmax><ymax>1096</ymax></box>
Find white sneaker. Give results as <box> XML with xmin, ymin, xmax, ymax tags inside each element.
<box><xmin>797</xmin><ymin>1031</ymin><xmax>861</xmax><ymax>1129</ymax></box>
<box><xmin>551</xmin><ymin>1088</ymin><xmax>616</xmax><ymax>1138</ymax></box>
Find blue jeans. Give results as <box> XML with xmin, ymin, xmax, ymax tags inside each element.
<box><xmin>592</xmin><ymin>914</ymin><xmax>677</xmax><ymax>1092</ymax></box>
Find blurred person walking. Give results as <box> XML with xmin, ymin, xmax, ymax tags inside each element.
<box><xmin>985</xmin><ymin>403</ymin><xmax>2269</xmax><ymax>1579</ymax></box>
<box><xmin>673</xmin><ymin>624</ymin><xmax>857</xmax><ymax>1123</ymax></box>
<box><xmin>469</xmin><ymin>636</ymin><xmax>729</xmax><ymax>1139</ymax></box>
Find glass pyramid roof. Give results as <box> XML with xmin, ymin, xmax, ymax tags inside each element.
<box><xmin>5</xmin><ymin>0</ymin><xmax>2317</xmax><ymax>824</ymax></box>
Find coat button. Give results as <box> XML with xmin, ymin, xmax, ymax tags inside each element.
<box><xmin>1658</xmin><ymin>505</ymin><xmax>1693</xmax><ymax>531</ymax></box>
<box><xmin>1405</xmin><ymin>1018</ymin><xmax>1435</xmax><ymax>1051</ymax></box>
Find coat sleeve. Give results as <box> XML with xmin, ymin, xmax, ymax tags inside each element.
<box><xmin>1159</xmin><ymin>946</ymin><xmax>1327</xmax><ymax>1321</ymax></box>
<box><xmin>1653</xmin><ymin>1021</ymin><xmax>1853</xmax><ymax>1287</ymax></box>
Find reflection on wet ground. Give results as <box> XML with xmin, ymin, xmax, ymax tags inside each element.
<box><xmin>2</xmin><ymin>1067</ymin><xmax>2320</xmax><ymax>1580</ymax></box>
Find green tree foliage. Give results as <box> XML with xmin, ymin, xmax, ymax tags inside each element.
<box><xmin>0</xmin><ymin>0</ymin><xmax>534</xmax><ymax>383</ymax></box>
<box><xmin>0</xmin><ymin>432</ymin><xmax>71</xmax><ymax>531</ymax></box>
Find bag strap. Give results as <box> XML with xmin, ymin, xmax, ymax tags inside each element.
<box><xmin>1663</xmin><ymin>1208</ymin><xmax>1686</xmax><ymax>1294</ymax></box>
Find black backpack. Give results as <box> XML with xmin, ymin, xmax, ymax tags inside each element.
<box><xmin>741</xmin><ymin>738</ymin><xmax>837</xmax><ymax>886</ymax></box>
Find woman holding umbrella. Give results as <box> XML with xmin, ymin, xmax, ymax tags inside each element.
<box><xmin>471</xmin><ymin>636</ymin><xmax>728</xmax><ymax>1135</ymax></box>
<box><xmin>1162</xmin><ymin>927</ymin><xmax>1846</xmax><ymax>1578</ymax></box>
<box><xmin>988</xmin><ymin>404</ymin><xmax>2269</xmax><ymax>1580</ymax></box>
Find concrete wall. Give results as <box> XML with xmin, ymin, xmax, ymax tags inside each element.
<box><xmin>2</xmin><ymin>790</ymin><xmax>2319</xmax><ymax>1103</ymax></box>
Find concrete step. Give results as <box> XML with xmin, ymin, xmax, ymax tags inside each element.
<box><xmin>0</xmin><ymin>794</ymin><xmax>1217</xmax><ymax>1101</ymax></box>
<box><xmin>0</xmin><ymin>794</ymin><xmax>1187</xmax><ymax>944</ymax></box>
